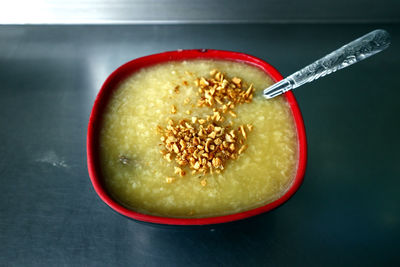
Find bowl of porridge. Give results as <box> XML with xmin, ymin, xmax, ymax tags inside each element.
<box><xmin>87</xmin><ymin>49</ymin><xmax>307</xmax><ymax>225</ymax></box>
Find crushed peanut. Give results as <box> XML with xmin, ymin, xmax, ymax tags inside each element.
<box><xmin>158</xmin><ymin>118</ymin><xmax>251</xmax><ymax>175</ymax></box>
<box><xmin>196</xmin><ymin>70</ymin><xmax>255</xmax><ymax>113</ymax></box>
<box><xmin>165</xmin><ymin>177</ymin><xmax>175</xmax><ymax>183</ymax></box>
<box><xmin>231</xmin><ymin>77</ymin><xmax>241</xmax><ymax>85</ymax></box>
<box><xmin>174</xmin><ymin>166</ymin><xmax>186</xmax><ymax>177</ymax></box>
<box><xmin>239</xmin><ymin>125</ymin><xmax>247</xmax><ymax>139</ymax></box>
<box><xmin>238</xmin><ymin>144</ymin><xmax>248</xmax><ymax>155</ymax></box>
<box><xmin>171</xmin><ymin>105</ymin><xmax>177</xmax><ymax>114</ymax></box>
<box><xmin>158</xmin><ymin>70</ymin><xmax>255</xmax><ymax>179</ymax></box>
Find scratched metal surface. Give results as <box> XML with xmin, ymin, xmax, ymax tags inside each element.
<box><xmin>0</xmin><ymin>24</ymin><xmax>399</xmax><ymax>266</ymax></box>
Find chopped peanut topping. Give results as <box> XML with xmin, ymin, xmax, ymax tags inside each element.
<box><xmin>196</xmin><ymin>70</ymin><xmax>255</xmax><ymax>113</ymax></box>
<box><xmin>239</xmin><ymin>125</ymin><xmax>247</xmax><ymax>139</ymax></box>
<box><xmin>232</xmin><ymin>77</ymin><xmax>241</xmax><ymax>86</ymax></box>
<box><xmin>238</xmin><ymin>144</ymin><xmax>248</xmax><ymax>154</ymax></box>
<box><xmin>158</xmin><ymin>118</ymin><xmax>250</xmax><ymax>175</ymax></box>
<box><xmin>157</xmin><ymin>70</ymin><xmax>255</xmax><ymax>178</ymax></box>
<box><xmin>166</xmin><ymin>177</ymin><xmax>175</xmax><ymax>183</ymax></box>
<box><xmin>212</xmin><ymin>157</ymin><xmax>222</xmax><ymax>168</ymax></box>
<box><xmin>171</xmin><ymin>105</ymin><xmax>177</xmax><ymax>114</ymax></box>
<box><xmin>174</xmin><ymin>166</ymin><xmax>186</xmax><ymax>177</ymax></box>
<box><xmin>164</xmin><ymin>153</ymin><xmax>172</xmax><ymax>162</ymax></box>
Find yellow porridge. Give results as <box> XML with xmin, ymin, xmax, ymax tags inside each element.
<box><xmin>99</xmin><ymin>59</ymin><xmax>298</xmax><ymax>218</ymax></box>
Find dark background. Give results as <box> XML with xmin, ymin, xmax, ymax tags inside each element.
<box><xmin>0</xmin><ymin>1</ymin><xmax>399</xmax><ymax>266</ymax></box>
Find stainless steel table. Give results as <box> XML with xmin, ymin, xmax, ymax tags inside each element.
<box><xmin>1</xmin><ymin>24</ymin><xmax>399</xmax><ymax>266</ymax></box>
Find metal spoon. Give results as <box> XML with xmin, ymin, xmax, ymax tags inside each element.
<box><xmin>263</xmin><ymin>29</ymin><xmax>391</xmax><ymax>99</ymax></box>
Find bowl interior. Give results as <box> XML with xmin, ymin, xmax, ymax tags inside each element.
<box><xmin>87</xmin><ymin>49</ymin><xmax>307</xmax><ymax>225</ymax></box>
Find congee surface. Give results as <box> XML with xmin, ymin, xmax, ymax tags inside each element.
<box><xmin>99</xmin><ymin>60</ymin><xmax>298</xmax><ymax>218</ymax></box>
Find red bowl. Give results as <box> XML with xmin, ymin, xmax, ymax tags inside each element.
<box><xmin>87</xmin><ymin>49</ymin><xmax>307</xmax><ymax>225</ymax></box>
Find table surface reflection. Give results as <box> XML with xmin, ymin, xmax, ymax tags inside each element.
<box><xmin>0</xmin><ymin>24</ymin><xmax>399</xmax><ymax>266</ymax></box>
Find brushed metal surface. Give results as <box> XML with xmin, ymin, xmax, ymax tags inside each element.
<box><xmin>0</xmin><ymin>0</ymin><xmax>399</xmax><ymax>24</ymax></box>
<box><xmin>0</xmin><ymin>24</ymin><xmax>399</xmax><ymax>266</ymax></box>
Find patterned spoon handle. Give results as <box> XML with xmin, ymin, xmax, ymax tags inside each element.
<box><xmin>263</xmin><ymin>29</ymin><xmax>391</xmax><ymax>99</ymax></box>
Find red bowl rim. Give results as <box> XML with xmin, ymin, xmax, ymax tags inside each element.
<box><xmin>87</xmin><ymin>49</ymin><xmax>307</xmax><ymax>225</ymax></box>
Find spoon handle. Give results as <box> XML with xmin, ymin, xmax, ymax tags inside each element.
<box><xmin>263</xmin><ymin>29</ymin><xmax>391</xmax><ymax>99</ymax></box>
